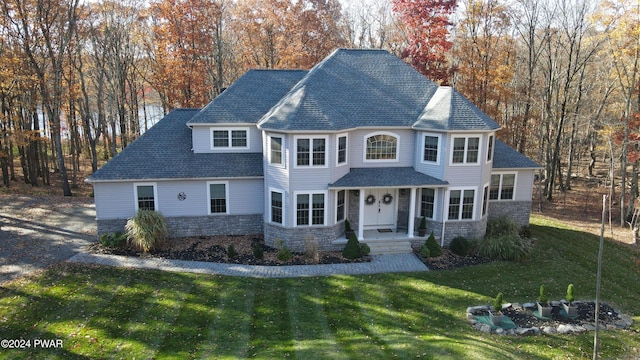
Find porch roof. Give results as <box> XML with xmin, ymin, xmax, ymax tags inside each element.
<box><xmin>328</xmin><ymin>167</ymin><xmax>448</xmax><ymax>189</ymax></box>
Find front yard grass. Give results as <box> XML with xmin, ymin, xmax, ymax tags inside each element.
<box><xmin>1</xmin><ymin>214</ymin><xmax>639</xmax><ymax>359</ymax></box>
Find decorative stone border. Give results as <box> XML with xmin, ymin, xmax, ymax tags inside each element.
<box><xmin>467</xmin><ymin>301</ymin><xmax>633</xmax><ymax>336</ymax></box>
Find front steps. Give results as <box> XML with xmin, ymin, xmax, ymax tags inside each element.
<box><xmin>363</xmin><ymin>240</ymin><xmax>413</xmax><ymax>255</ymax></box>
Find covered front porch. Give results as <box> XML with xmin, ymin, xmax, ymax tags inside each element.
<box><xmin>329</xmin><ymin>167</ymin><xmax>448</xmax><ymax>244</ymax></box>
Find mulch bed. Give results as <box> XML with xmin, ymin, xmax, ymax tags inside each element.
<box><xmin>501</xmin><ymin>302</ymin><xmax>619</xmax><ymax>329</ymax></box>
<box><xmin>415</xmin><ymin>248</ymin><xmax>495</xmax><ymax>270</ymax></box>
<box><xmin>89</xmin><ymin>234</ymin><xmax>369</xmax><ymax>266</ymax></box>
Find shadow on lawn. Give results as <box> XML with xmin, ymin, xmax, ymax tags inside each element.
<box><xmin>0</xmin><ymin>263</ymin><xmax>548</xmax><ymax>359</ymax></box>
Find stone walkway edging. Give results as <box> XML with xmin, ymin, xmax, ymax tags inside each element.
<box><xmin>68</xmin><ymin>252</ymin><xmax>428</xmax><ymax>278</ymax></box>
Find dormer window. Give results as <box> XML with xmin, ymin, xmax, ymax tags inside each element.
<box><xmin>365</xmin><ymin>132</ymin><xmax>398</xmax><ymax>161</ymax></box>
<box><xmin>210</xmin><ymin>128</ymin><xmax>249</xmax><ymax>149</ymax></box>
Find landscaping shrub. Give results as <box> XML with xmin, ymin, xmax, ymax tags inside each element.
<box><xmin>419</xmin><ymin>245</ymin><xmax>430</xmax><ymax>258</ymax></box>
<box><xmin>519</xmin><ymin>225</ymin><xmax>532</xmax><ymax>238</ymax></box>
<box><xmin>360</xmin><ymin>243</ymin><xmax>371</xmax><ymax>256</ymax></box>
<box><xmin>99</xmin><ymin>232</ymin><xmax>127</xmax><ymax>248</ymax></box>
<box><xmin>227</xmin><ymin>245</ymin><xmax>237</xmax><ymax>259</ymax></box>
<box><xmin>277</xmin><ymin>247</ymin><xmax>292</xmax><ymax>262</ymax></box>
<box><xmin>425</xmin><ymin>232</ymin><xmax>442</xmax><ymax>257</ymax></box>
<box><xmin>342</xmin><ymin>232</ymin><xmax>362</xmax><ymax>259</ymax></box>
<box><xmin>125</xmin><ymin>210</ymin><xmax>168</xmax><ymax>253</ymax></box>
<box><xmin>253</xmin><ymin>245</ymin><xmax>264</xmax><ymax>259</ymax></box>
<box><xmin>449</xmin><ymin>236</ymin><xmax>471</xmax><ymax>256</ymax></box>
<box><xmin>476</xmin><ymin>217</ymin><xmax>531</xmax><ymax>261</ymax></box>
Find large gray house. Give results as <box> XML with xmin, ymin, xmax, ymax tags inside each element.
<box><xmin>87</xmin><ymin>49</ymin><xmax>539</xmax><ymax>252</ymax></box>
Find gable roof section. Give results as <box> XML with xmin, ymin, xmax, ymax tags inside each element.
<box><xmin>328</xmin><ymin>167</ymin><xmax>448</xmax><ymax>188</ymax></box>
<box><xmin>413</xmin><ymin>87</ymin><xmax>501</xmax><ymax>131</ymax></box>
<box><xmin>87</xmin><ymin>109</ymin><xmax>263</xmax><ymax>182</ymax></box>
<box><xmin>187</xmin><ymin>69</ymin><xmax>307</xmax><ymax>125</ymax></box>
<box><xmin>492</xmin><ymin>139</ymin><xmax>540</xmax><ymax>169</ymax></box>
<box><xmin>258</xmin><ymin>49</ymin><xmax>440</xmax><ymax>131</ymax></box>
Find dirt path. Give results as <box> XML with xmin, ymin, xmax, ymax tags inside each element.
<box><xmin>0</xmin><ymin>194</ymin><xmax>96</xmax><ymax>283</ymax></box>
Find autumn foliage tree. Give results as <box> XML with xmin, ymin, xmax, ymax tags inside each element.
<box><xmin>392</xmin><ymin>0</ymin><xmax>457</xmax><ymax>84</ymax></box>
<box><xmin>148</xmin><ymin>0</ymin><xmax>226</xmax><ymax>110</ymax></box>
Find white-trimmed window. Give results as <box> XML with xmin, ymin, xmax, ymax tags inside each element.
<box><xmin>451</xmin><ymin>136</ymin><xmax>480</xmax><ymax>164</ymax></box>
<box><xmin>211</xmin><ymin>128</ymin><xmax>249</xmax><ymax>149</ymax></box>
<box><xmin>270</xmin><ymin>190</ymin><xmax>283</xmax><ymax>224</ymax></box>
<box><xmin>207</xmin><ymin>181</ymin><xmax>228</xmax><ymax>214</ymax></box>
<box><xmin>490</xmin><ymin>173</ymin><xmax>516</xmax><ymax>200</ymax></box>
<box><xmin>337</xmin><ymin>134</ymin><xmax>347</xmax><ymax>166</ymax></box>
<box><xmin>336</xmin><ymin>190</ymin><xmax>346</xmax><ymax>222</ymax></box>
<box><xmin>422</xmin><ymin>134</ymin><xmax>441</xmax><ymax>164</ymax></box>
<box><xmin>270</xmin><ymin>136</ymin><xmax>283</xmax><ymax>165</ymax></box>
<box><xmin>487</xmin><ymin>135</ymin><xmax>494</xmax><ymax>162</ymax></box>
<box><xmin>420</xmin><ymin>188</ymin><xmax>436</xmax><ymax>218</ymax></box>
<box><xmin>365</xmin><ymin>132</ymin><xmax>398</xmax><ymax>161</ymax></box>
<box><xmin>448</xmin><ymin>188</ymin><xmax>475</xmax><ymax>220</ymax></box>
<box><xmin>295</xmin><ymin>136</ymin><xmax>327</xmax><ymax>167</ymax></box>
<box><xmin>482</xmin><ymin>185</ymin><xmax>489</xmax><ymax>216</ymax></box>
<box><xmin>296</xmin><ymin>191</ymin><xmax>326</xmax><ymax>226</ymax></box>
<box><xmin>134</xmin><ymin>183</ymin><xmax>157</xmax><ymax>211</ymax></box>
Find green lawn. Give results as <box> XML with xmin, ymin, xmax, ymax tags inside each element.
<box><xmin>1</xmin><ymin>215</ymin><xmax>639</xmax><ymax>359</ymax></box>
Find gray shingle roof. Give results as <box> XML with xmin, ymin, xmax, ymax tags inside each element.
<box><xmin>328</xmin><ymin>167</ymin><xmax>448</xmax><ymax>188</ymax></box>
<box><xmin>258</xmin><ymin>49</ymin><xmax>440</xmax><ymax>131</ymax></box>
<box><xmin>413</xmin><ymin>87</ymin><xmax>500</xmax><ymax>131</ymax></box>
<box><xmin>87</xmin><ymin>109</ymin><xmax>263</xmax><ymax>182</ymax></box>
<box><xmin>493</xmin><ymin>139</ymin><xmax>540</xmax><ymax>169</ymax></box>
<box><xmin>187</xmin><ymin>69</ymin><xmax>307</xmax><ymax>125</ymax></box>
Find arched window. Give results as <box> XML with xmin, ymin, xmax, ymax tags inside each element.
<box><xmin>366</xmin><ymin>134</ymin><xmax>397</xmax><ymax>160</ymax></box>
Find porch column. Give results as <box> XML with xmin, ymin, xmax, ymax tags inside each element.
<box><xmin>358</xmin><ymin>188</ymin><xmax>365</xmax><ymax>240</ymax></box>
<box><xmin>407</xmin><ymin>187</ymin><xmax>416</xmax><ymax>238</ymax></box>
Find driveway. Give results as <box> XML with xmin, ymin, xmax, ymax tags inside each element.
<box><xmin>0</xmin><ymin>194</ymin><xmax>96</xmax><ymax>283</ymax></box>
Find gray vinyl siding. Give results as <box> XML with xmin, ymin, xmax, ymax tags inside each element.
<box><xmin>93</xmin><ymin>179</ymin><xmax>263</xmax><ymax>221</ymax></box>
<box><xmin>414</xmin><ymin>131</ymin><xmax>446</xmax><ymax>180</ymax></box>
<box><xmin>94</xmin><ymin>182</ymin><xmax>136</xmax><ymax>220</ymax></box>
<box><xmin>516</xmin><ymin>169</ymin><xmax>535</xmax><ymax>201</ymax></box>
<box><xmin>191</xmin><ymin>125</ymin><xmax>261</xmax><ymax>153</ymax></box>
<box><xmin>442</xmin><ymin>133</ymin><xmax>486</xmax><ymax>187</ymax></box>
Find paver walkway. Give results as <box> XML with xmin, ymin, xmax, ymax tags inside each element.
<box><xmin>69</xmin><ymin>252</ymin><xmax>429</xmax><ymax>278</ymax></box>
<box><xmin>2</xmin><ymin>194</ymin><xmax>428</xmax><ymax>281</ymax></box>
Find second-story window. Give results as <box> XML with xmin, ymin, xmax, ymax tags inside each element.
<box><xmin>423</xmin><ymin>135</ymin><xmax>439</xmax><ymax>163</ymax></box>
<box><xmin>451</xmin><ymin>136</ymin><xmax>480</xmax><ymax>164</ymax></box>
<box><xmin>337</xmin><ymin>135</ymin><xmax>347</xmax><ymax>165</ymax></box>
<box><xmin>211</xmin><ymin>128</ymin><xmax>248</xmax><ymax>149</ymax></box>
<box><xmin>366</xmin><ymin>133</ymin><xmax>397</xmax><ymax>160</ymax></box>
<box><xmin>270</xmin><ymin>136</ymin><xmax>282</xmax><ymax>165</ymax></box>
<box><xmin>296</xmin><ymin>137</ymin><xmax>326</xmax><ymax>167</ymax></box>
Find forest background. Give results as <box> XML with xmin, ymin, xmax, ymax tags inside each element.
<box><xmin>0</xmin><ymin>0</ymin><xmax>638</xmax><ymax>230</ymax></box>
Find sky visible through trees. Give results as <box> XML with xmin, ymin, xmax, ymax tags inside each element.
<box><xmin>0</xmin><ymin>0</ymin><xmax>638</xmax><ymax>225</ymax></box>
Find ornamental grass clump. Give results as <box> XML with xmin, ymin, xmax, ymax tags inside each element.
<box><xmin>125</xmin><ymin>210</ymin><xmax>168</xmax><ymax>253</ymax></box>
<box><xmin>476</xmin><ymin>216</ymin><xmax>531</xmax><ymax>261</ymax></box>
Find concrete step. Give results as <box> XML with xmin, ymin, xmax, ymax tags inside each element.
<box><xmin>363</xmin><ymin>241</ymin><xmax>413</xmax><ymax>255</ymax></box>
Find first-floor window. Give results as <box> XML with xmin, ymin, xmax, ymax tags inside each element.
<box><xmin>421</xmin><ymin>188</ymin><xmax>435</xmax><ymax>218</ymax></box>
<box><xmin>296</xmin><ymin>192</ymin><xmax>325</xmax><ymax>226</ymax></box>
<box><xmin>336</xmin><ymin>190</ymin><xmax>345</xmax><ymax>222</ymax></box>
<box><xmin>448</xmin><ymin>189</ymin><xmax>475</xmax><ymax>220</ymax></box>
<box><xmin>482</xmin><ymin>185</ymin><xmax>489</xmax><ymax>216</ymax></box>
<box><xmin>209</xmin><ymin>183</ymin><xmax>227</xmax><ymax>214</ymax></box>
<box><xmin>490</xmin><ymin>173</ymin><xmax>516</xmax><ymax>200</ymax></box>
<box><xmin>271</xmin><ymin>191</ymin><xmax>283</xmax><ymax>224</ymax></box>
<box><xmin>136</xmin><ymin>184</ymin><xmax>156</xmax><ymax>211</ymax></box>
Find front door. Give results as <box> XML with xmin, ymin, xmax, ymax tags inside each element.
<box><xmin>363</xmin><ymin>189</ymin><xmax>395</xmax><ymax>229</ymax></box>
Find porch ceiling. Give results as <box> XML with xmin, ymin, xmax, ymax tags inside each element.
<box><xmin>328</xmin><ymin>167</ymin><xmax>448</xmax><ymax>189</ymax></box>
